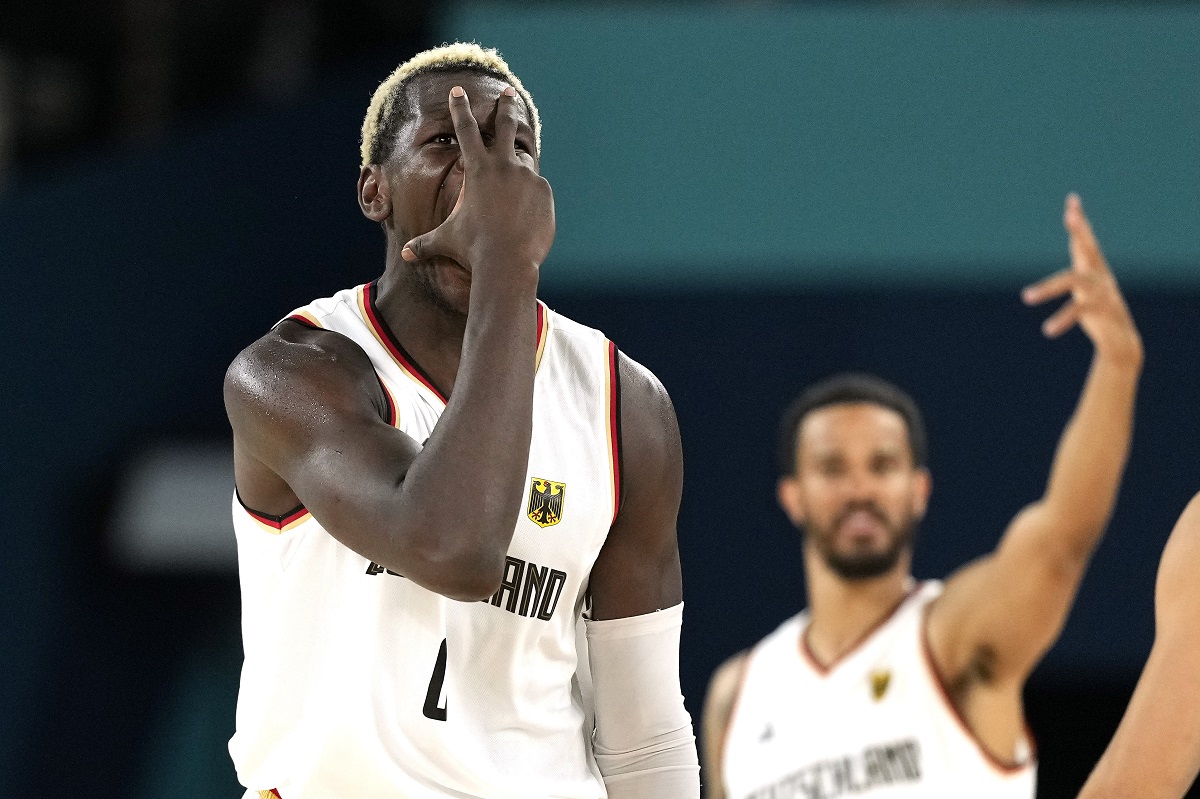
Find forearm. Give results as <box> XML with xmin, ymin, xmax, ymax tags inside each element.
<box><xmin>398</xmin><ymin>266</ymin><xmax>539</xmax><ymax>590</ymax></box>
<box><xmin>587</xmin><ymin>604</ymin><xmax>701</xmax><ymax>798</ymax></box>
<box><xmin>1077</xmin><ymin>644</ymin><xmax>1200</xmax><ymax>799</ymax></box>
<box><xmin>1040</xmin><ymin>351</ymin><xmax>1140</xmax><ymax>555</ymax></box>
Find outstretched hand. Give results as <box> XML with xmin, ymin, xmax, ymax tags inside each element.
<box><xmin>1021</xmin><ymin>194</ymin><xmax>1142</xmax><ymax>364</ymax></box>
<box><xmin>401</xmin><ymin>85</ymin><xmax>555</xmax><ymax>274</ymax></box>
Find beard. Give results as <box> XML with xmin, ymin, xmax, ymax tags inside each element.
<box><xmin>806</xmin><ymin>501</ymin><xmax>918</xmax><ymax>581</ymax></box>
<box><xmin>412</xmin><ymin>258</ymin><xmax>468</xmax><ymax>317</ymax></box>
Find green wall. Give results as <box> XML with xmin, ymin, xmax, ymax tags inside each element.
<box><xmin>442</xmin><ymin>4</ymin><xmax>1199</xmax><ymax>288</ymax></box>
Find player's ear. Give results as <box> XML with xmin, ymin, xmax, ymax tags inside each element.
<box><xmin>358</xmin><ymin>165</ymin><xmax>391</xmax><ymax>223</ymax></box>
<box><xmin>777</xmin><ymin>476</ymin><xmax>806</xmax><ymax>526</ymax></box>
<box><xmin>911</xmin><ymin>468</ymin><xmax>932</xmax><ymax>520</ymax></box>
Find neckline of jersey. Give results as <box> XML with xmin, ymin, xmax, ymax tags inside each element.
<box><xmin>798</xmin><ymin>580</ymin><xmax>926</xmax><ymax>677</ymax></box>
<box><xmin>359</xmin><ymin>281</ymin><xmax>549</xmax><ymax>406</ymax></box>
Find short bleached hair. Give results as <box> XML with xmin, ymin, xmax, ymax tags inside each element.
<box><xmin>360</xmin><ymin>42</ymin><xmax>541</xmax><ymax>167</ymax></box>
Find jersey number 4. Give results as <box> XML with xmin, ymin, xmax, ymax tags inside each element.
<box><xmin>423</xmin><ymin>638</ymin><xmax>448</xmax><ymax>721</ymax></box>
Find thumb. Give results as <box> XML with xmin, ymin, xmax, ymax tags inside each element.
<box><xmin>402</xmin><ymin>223</ymin><xmax>451</xmax><ymax>263</ymax></box>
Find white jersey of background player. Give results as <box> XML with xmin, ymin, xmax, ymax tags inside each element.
<box><xmin>725</xmin><ymin>582</ymin><xmax>1032</xmax><ymax>799</ymax></box>
<box><xmin>223</xmin><ymin>43</ymin><xmax>698</xmax><ymax>799</ymax></box>
<box><xmin>703</xmin><ymin>195</ymin><xmax>1143</xmax><ymax>799</ymax></box>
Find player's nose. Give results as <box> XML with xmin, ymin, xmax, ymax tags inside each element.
<box><xmin>844</xmin><ymin>470</ymin><xmax>877</xmax><ymax>500</ymax></box>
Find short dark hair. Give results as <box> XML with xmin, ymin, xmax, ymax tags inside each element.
<box><xmin>776</xmin><ymin>373</ymin><xmax>928</xmax><ymax>475</ymax></box>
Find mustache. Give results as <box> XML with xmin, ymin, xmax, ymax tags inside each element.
<box><xmin>834</xmin><ymin>501</ymin><xmax>889</xmax><ymax>529</ymax></box>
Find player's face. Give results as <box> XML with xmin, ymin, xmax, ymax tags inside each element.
<box><xmin>381</xmin><ymin>70</ymin><xmax>538</xmax><ymax>315</ymax></box>
<box><xmin>778</xmin><ymin>403</ymin><xmax>931</xmax><ymax>581</ymax></box>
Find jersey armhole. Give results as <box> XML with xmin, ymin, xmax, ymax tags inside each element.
<box><xmin>605</xmin><ymin>340</ymin><xmax>624</xmax><ymax>525</ymax></box>
<box><xmin>234</xmin><ymin>488</ymin><xmax>311</xmax><ymax>535</ymax></box>
<box><xmin>918</xmin><ymin>608</ymin><xmax>1037</xmax><ymax>773</ymax></box>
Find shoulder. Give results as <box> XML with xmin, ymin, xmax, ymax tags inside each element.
<box><xmin>1156</xmin><ymin>491</ymin><xmax>1200</xmax><ymax>627</ymax></box>
<box><xmin>224</xmin><ymin>321</ymin><xmax>382</xmax><ymax>430</ymax></box>
<box><xmin>616</xmin><ymin>350</ymin><xmax>678</xmax><ymax>444</ymax></box>
<box><xmin>703</xmin><ymin>650</ymin><xmax>751</xmax><ymax>755</ymax></box>
<box><xmin>613</xmin><ymin>351</ymin><xmax>682</xmax><ymax>512</ymax></box>
<box><xmin>1160</xmin><ymin>492</ymin><xmax>1200</xmax><ymax>573</ymax></box>
<box><xmin>707</xmin><ymin>650</ymin><xmax>751</xmax><ymax>705</ymax></box>
<box><xmin>540</xmin><ymin>307</ymin><xmax>672</xmax><ymax>407</ymax></box>
<box><xmin>712</xmin><ymin>611</ymin><xmax>813</xmax><ymax>687</ymax></box>
<box><xmin>617</xmin><ymin>349</ymin><xmax>671</xmax><ymax>404</ymax></box>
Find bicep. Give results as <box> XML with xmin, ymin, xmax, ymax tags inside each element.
<box><xmin>588</xmin><ymin>353</ymin><xmax>683</xmax><ymax>621</ymax></box>
<box><xmin>225</xmin><ymin>331</ymin><xmax>423</xmax><ymax>550</ymax></box>
<box><xmin>931</xmin><ymin>503</ymin><xmax>1088</xmax><ymax>681</ymax></box>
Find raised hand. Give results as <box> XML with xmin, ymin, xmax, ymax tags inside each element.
<box><xmin>1021</xmin><ymin>194</ymin><xmax>1143</xmax><ymax>364</ymax></box>
<box><xmin>401</xmin><ymin>85</ymin><xmax>555</xmax><ymax>275</ymax></box>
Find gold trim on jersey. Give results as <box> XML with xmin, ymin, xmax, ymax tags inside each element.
<box><xmin>355</xmin><ymin>284</ymin><xmax>443</xmax><ymax>402</ymax></box>
<box><xmin>237</xmin><ymin>501</ymin><xmax>312</xmax><ymax>536</ymax></box>
<box><xmin>287</xmin><ymin>310</ymin><xmax>322</xmax><ymax>328</ymax></box>
<box><xmin>604</xmin><ymin>340</ymin><xmax>621</xmax><ymax>525</ymax></box>
<box><xmin>534</xmin><ymin>300</ymin><xmax>550</xmax><ymax>371</ymax></box>
<box><xmin>377</xmin><ymin>372</ymin><xmax>401</xmax><ymax>429</ymax></box>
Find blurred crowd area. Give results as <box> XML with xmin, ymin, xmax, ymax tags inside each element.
<box><xmin>0</xmin><ymin>0</ymin><xmax>432</xmax><ymax>187</ymax></box>
<box><xmin>0</xmin><ymin>0</ymin><xmax>1130</xmax><ymax>189</ymax></box>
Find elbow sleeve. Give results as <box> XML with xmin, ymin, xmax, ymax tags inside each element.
<box><xmin>585</xmin><ymin>602</ymin><xmax>700</xmax><ymax>798</ymax></box>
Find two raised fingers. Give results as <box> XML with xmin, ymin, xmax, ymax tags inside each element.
<box><xmin>1039</xmin><ymin>299</ymin><xmax>1084</xmax><ymax>339</ymax></box>
<box><xmin>1023</xmin><ymin>266</ymin><xmax>1111</xmax><ymax>334</ymax></box>
<box><xmin>1022</xmin><ymin>268</ymin><xmax>1078</xmax><ymax>306</ymax></box>
<box><xmin>449</xmin><ymin>84</ymin><xmax>522</xmax><ymax>160</ymax></box>
<box><xmin>1023</xmin><ymin>270</ymin><xmax>1082</xmax><ymax>337</ymax></box>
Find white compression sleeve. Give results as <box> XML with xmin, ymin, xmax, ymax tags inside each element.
<box><xmin>584</xmin><ymin>602</ymin><xmax>700</xmax><ymax>799</ymax></box>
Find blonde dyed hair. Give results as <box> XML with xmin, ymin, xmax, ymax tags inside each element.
<box><xmin>360</xmin><ymin>42</ymin><xmax>541</xmax><ymax>167</ymax></box>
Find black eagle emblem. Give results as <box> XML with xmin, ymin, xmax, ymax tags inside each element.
<box><xmin>527</xmin><ymin>478</ymin><xmax>566</xmax><ymax>528</ymax></box>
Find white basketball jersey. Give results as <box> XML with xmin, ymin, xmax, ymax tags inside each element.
<box><xmin>721</xmin><ymin>581</ymin><xmax>1035</xmax><ymax>799</ymax></box>
<box><xmin>229</xmin><ymin>282</ymin><xmax>622</xmax><ymax>799</ymax></box>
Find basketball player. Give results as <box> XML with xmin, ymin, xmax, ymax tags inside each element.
<box><xmin>223</xmin><ymin>43</ymin><xmax>699</xmax><ymax>799</ymax></box>
<box><xmin>1075</xmin><ymin>491</ymin><xmax>1200</xmax><ymax>799</ymax></box>
<box><xmin>702</xmin><ymin>194</ymin><xmax>1142</xmax><ymax>798</ymax></box>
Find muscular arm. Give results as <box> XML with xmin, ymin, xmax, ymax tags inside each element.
<box><xmin>585</xmin><ymin>352</ymin><xmax>699</xmax><ymax>798</ymax></box>
<box><xmin>929</xmin><ymin>196</ymin><xmax>1143</xmax><ymax>691</ymax></box>
<box><xmin>226</xmin><ymin>271</ymin><xmax>535</xmax><ymax>602</ymax></box>
<box><xmin>224</xmin><ymin>84</ymin><xmax>549</xmax><ymax>601</ymax></box>
<box><xmin>588</xmin><ymin>352</ymin><xmax>684</xmax><ymax>620</ymax></box>
<box><xmin>1077</xmin><ymin>493</ymin><xmax>1200</xmax><ymax>799</ymax></box>
<box><xmin>700</xmin><ymin>653</ymin><xmax>749</xmax><ymax>799</ymax></box>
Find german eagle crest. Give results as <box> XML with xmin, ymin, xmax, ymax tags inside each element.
<box><xmin>527</xmin><ymin>478</ymin><xmax>566</xmax><ymax>528</ymax></box>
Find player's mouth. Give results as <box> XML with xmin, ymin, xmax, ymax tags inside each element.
<box><xmin>836</xmin><ymin>506</ymin><xmax>889</xmax><ymax>538</ymax></box>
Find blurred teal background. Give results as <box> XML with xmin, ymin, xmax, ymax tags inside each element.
<box><xmin>0</xmin><ymin>3</ymin><xmax>1197</xmax><ymax>797</ymax></box>
<box><xmin>444</xmin><ymin>3</ymin><xmax>1199</xmax><ymax>287</ymax></box>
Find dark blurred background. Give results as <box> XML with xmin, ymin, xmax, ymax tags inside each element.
<box><xmin>1</xmin><ymin>2</ymin><xmax>1197</xmax><ymax>797</ymax></box>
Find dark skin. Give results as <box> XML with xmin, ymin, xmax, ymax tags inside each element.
<box><xmin>224</xmin><ymin>70</ymin><xmax>683</xmax><ymax>618</ymax></box>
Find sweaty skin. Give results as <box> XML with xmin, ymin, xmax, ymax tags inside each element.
<box><xmin>225</xmin><ymin>70</ymin><xmax>683</xmax><ymax>616</ymax></box>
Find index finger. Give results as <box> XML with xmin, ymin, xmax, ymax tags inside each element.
<box><xmin>448</xmin><ymin>85</ymin><xmax>486</xmax><ymax>159</ymax></box>
<box><xmin>1065</xmin><ymin>193</ymin><xmax>1109</xmax><ymax>275</ymax></box>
